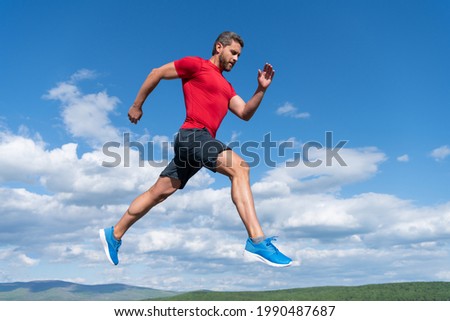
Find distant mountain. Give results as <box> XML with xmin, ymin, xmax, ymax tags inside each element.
<box><xmin>0</xmin><ymin>280</ymin><xmax>179</xmax><ymax>301</ymax></box>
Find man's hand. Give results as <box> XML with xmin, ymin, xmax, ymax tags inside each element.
<box><xmin>257</xmin><ymin>63</ymin><xmax>275</xmax><ymax>89</ymax></box>
<box><xmin>128</xmin><ymin>105</ymin><xmax>143</xmax><ymax>124</ymax></box>
<box><xmin>229</xmin><ymin>63</ymin><xmax>275</xmax><ymax>121</ymax></box>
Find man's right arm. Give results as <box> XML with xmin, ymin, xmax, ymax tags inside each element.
<box><xmin>128</xmin><ymin>62</ymin><xmax>179</xmax><ymax>124</ymax></box>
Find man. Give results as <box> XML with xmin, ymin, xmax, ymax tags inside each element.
<box><xmin>99</xmin><ymin>31</ymin><xmax>292</xmax><ymax>268</ymax></box>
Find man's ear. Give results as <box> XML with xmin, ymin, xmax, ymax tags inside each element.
<box><xmin>215</xmin><ymin>42</ymin><xmax>224</xmax><ymax>54</ymax></box>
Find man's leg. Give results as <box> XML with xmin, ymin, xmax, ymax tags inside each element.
<box><xmin>215</xmin><ymin>149</ymin><xmax>292</xmax><ymax>267</ymax></box>
<box><xmin>215</xmin><ymin>149</ymin><xmax>264</xmax><ymax>239</ymax></box>
<box><xmin>114</xmin><ymin>176</ymin><xmax>181</xmax><ymax>240</ymax></box>
<box><xmin>100</xmin><ymin>176</ymin><xmax>180</xmax><ymax>265</ymax></box>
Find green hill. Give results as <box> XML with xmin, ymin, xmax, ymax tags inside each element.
<box><xmin>2</xmin><ymin>281</ymin><xmax>449</xmax><ymax>301</ymax></box>
<box><xmin>155</xmin><ymin>282</ymin><xmax>450</xmax><ymax>301</ymax></box>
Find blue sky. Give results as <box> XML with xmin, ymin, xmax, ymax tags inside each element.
<box><xmin>1</xmin><ymin>0</ymin><xmax>450</xmax><ymax>291</ymax></box>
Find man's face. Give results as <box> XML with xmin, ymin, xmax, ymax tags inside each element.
<box><xmin>217</xmin><ymin>40</ymin><xmax>242</xmax><ymax>72</ymax></box>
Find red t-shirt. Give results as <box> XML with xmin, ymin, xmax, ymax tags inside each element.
<box><xmin>174</xmin><ymin>56</ymin><xmax>236</xmax><ymax>137</ymax></box>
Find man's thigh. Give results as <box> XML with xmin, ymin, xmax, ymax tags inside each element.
<box><xmin>215</xmin><ymin>149</ymin><xmax>248</xmax><ymax>177</ymax></box>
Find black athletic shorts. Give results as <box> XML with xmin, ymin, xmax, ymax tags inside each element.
<box><xmin>160</xmin><ymin>128</ymin><xmax>230</xmax><ymax>189</ymax></box>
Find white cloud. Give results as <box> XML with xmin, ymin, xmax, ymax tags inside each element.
<box><xmin>259</xmin><ymin>147</ymin><xmax>386</xmax><ymax>193</ymax></box>
<box><xmin>0</xmin><ymin>129</ymin><xmax>163</xmax><ymax>205</ymax></box>
<box><xmin>134</xmin><ymin>227</ymin><xmax>248</xmax><ymax>264</ymax></box>
<box><xmin>430</xmin><ymin>145</ymin><xmax>450</xmax><ymax>161</ymax></box>
<box><xmin>43</xmin><ymin>70</ymin><xmax>121</xmax><ymax>147</ymax></box>
<box><xmin>0</xmin><ymin>130</ymin><xmax>50</xmax><ymax>183</ymax></box>
<box><xmin>0</xmin><ymin>247</ymin><xmax>39</xmax><ymax>268</ymax></box>
<box><xmin>436</xmin><ymin>271</ymin><xmax>450</xmax><ymax>281</ymax></box>
<box><xmin>69</xmin><ymin>68</ymin><xmax>98</xmax><ymax>83</ymax></box>
<box><xmin>397</xmin><ymin>154</ymin><xmax>409</xmax><ymax>162</ymax></box>
<box><xmin>228</xmin><ymin>131</ymin><xmax>241</xmax><ymax>143</ymax></box>
<box><xmin>17</xmin><ymin>254</ymin><xmax>39</xmax><ymax>267</ymax></box>
<box><xmin>1</xmin><ymin>73</ymin><xmax>450</xmax><ymax>291</ymax></box>
<box><xmin>276</xmin><ymin>102</ymin><xmax>310</xmax><ymax>119</ymax></box>
<box><xmin>1</xmin><ymin>129</ymin><xmax>450</xmax><ymax>290</ymax></box>
<box><xmin>254</xmin><ymin>191</ymin><xmax>450</xmax><ymax>246</ymax></box>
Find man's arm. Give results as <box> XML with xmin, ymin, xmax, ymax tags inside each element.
<box><xmin>128</xmin><ymin>62</ymin><xmax>179</xmax><ymax>124</ymax></box>
<box><xmin>228</xmin><ymin>63</ymin><xmax>275</xmax><ymax>121</ymax></box>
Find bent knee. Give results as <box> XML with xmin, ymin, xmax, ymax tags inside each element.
<box><xmin>230</xmin><ymin>159</ymin><xmax>251</xmax><ymax>178</ymax></box>
<box><xmin>217</xmin><ymin>151</ymin><xmax>252</xmax><ymax>177</ymax></box>
<box><xmin>239</xmin><ymin>159</ymin><xmax>250</xmax><ymax>171</ymax></box>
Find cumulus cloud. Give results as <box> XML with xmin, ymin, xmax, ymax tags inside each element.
<box><xmin>397</xmin><ymin>154</ymin><xmax>409</xmax><ymax>162</ymax></box>
<box><xmin>0</xmin><ymin>130</ymin><xmax>164</xmax><ymax>205</ymax></box>
<box><xmin>114</xmin><ymin>188</ymin><xmax>450</xmax><ymax>290</ymax></box>
<box><xmin>255</xmin><ymin>192</ymin><xmax>450</xmax><ymax>246</ymax></box>
<box><xmin>17</xmin><ymin>254</ymin><xmax>39</xmax><ymax>267</ymax></box>
<box><xmin>257</xmin><ymin>146</ymin><xmax>387</xmax><ymax>194</ymax></box>
<box><xmin>276</xmin><ymin>102</ymin><xmax>310</xmax><ymax>119</ymax></box>
<box><xmin>69</xmin><ymin>68</ymin><xmax>98</xmax><ymax>83</ymax></box>
<box><xmin>0</xmin><ymin>130</ymin><xmax>50</xmax><ymax>183</ymax></box>
<box><xmin>1</xmin><ymin>125</ymin><xmax>450</xmax><ymax>290</ymax></box>
<box><xmin>430</xmin><ymin>145</ymin><xmax>450</xmax><ymax>161</ymax></box>
<box><xmin>43</xmin><ymin>70</ymin><xmax>121</xmax><ymax>147</ymax></box>
<box><xmin>0</xmin><ymin>248</ymin><xmax>39</xmax><ymax>268</ymax></box>
<box><xmin>1</xmin><ymin>72</ymin><xmax>450</xmax><ymax>291</ymax></box>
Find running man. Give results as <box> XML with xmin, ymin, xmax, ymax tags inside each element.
<box><xmin>100</xmin><ymin>31</ymin><xmax>292</xmax><ymax>267</ymax></box>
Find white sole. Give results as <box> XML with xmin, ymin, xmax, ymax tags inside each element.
<box><xmin>243</xmin><ymin>250</ymin><xmax>293</xmax><ymax>268</ymax></box>
<box><xmin>99</xmin><ymin>229</ymin><xmax>116</xmax><ymax>266</ymax></box>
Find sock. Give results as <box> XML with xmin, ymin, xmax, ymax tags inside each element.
<box><xmin>250</xmin><ymin>236</ymin><xmax>265</xmax><ymax>244</ymax></box>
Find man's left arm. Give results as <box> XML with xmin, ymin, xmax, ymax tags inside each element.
<box><xmin>229</xmin><ymin>63</ymin><xmax>275</xmax><ymax>121</ymax></box>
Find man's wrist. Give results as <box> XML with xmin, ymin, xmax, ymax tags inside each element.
<box><xmin>256</xmin><ymin>85</ymin><xmax>268</xmax><ymax>94</ymax></box>
<box><xmin>132</xmin><ymin>102</ymin><xmax>143</xmax><ymax>110</ymax></box>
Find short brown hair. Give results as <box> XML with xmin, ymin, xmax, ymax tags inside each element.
<box><xmin>211</xmin><ymin>31</ymin><xmax>244</xmax><ymax>56</ymax></box>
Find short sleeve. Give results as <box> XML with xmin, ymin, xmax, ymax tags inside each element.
<box><xmin>228</xmin><ymin>83</ymin><xmax>236</xmax><ymax>100</ymax></box>
<box><xmin>174</xmin><ymin>56</ymin><xmax>203</xmax><ymax>79</ymax></box>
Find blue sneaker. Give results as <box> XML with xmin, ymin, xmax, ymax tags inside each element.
<box><xmin>99</xmin><ymin>227</ymin><xmax>121</xmax><ymax>265</ymax></box>
<box><xmin>244</xmin><ymin>237</ymin><xmax>292</xmax><ymax>267</ymax></box>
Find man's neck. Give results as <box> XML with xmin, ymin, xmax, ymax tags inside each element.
<box><xmin>209</xmin><ymin>56</ymin><xmax>223</xmax><ymax>72</ymax></box>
